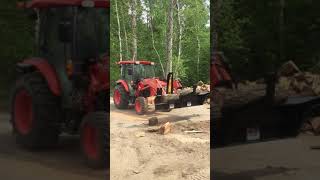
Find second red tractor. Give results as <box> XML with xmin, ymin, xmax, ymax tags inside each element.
<box><xmin>113</xmin><ymin>60</ymin><xmax>209</xmax><ymax>115</ymax></box>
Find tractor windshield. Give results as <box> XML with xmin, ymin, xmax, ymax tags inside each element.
<box><xmin>134</xmin><ymin>64</ymin><xmax>155</xmax><ymax>79</ymax></box>
<box><xmin>121</xmin><ymin>64</ymin><xmax>155</xmax><ymax>81</ymax></box>
<box><xmin>75</xmin><ymin>8</ymin><xmax>109</xmax><ymax>60</ymax></box>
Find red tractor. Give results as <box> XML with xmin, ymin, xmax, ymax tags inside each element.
<box><xmin>11</xmin><ymin>0</ymin><xmax>109</xmax><ymax>168</ymax></box>
<box><xmin>113</xmin><ymin>60</ymin><xmax>209</xmax><ymax>115</ymax></box>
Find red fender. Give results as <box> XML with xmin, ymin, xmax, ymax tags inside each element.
<box><xmin>22</xmin><ymin>58</ymin><xmax>61</xmax><ymax>96</ymax></box>
<box><xmin>116</xmin><ymin>80</ymin><xmax>129</xmax><ymax>92</ymax></box>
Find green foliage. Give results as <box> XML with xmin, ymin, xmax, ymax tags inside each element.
<box><xmin>216</xmin><ymin>0</ymin><xmax>320</xmax><ymax>80</ymax></box>
<box><xmin>0</xmin><ymin>0</ymin><xmax>34</xmax><ymax>100</ymax></box>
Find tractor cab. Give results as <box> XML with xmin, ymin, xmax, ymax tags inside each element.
<box><xmin>118</xmin><ymin>61</ymin><xmax>156</xmax><ymax>82</ymax></box>
<box><xmin>19</xmin><ymin>0</ymin><xmax>110</xmax><ymax>75</ymax></box>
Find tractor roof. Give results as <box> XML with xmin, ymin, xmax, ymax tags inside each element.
<box><xmin>18</xmin><ymin>0</ymin><xmax>109</xmax><ymax>9</ymax></box>
<box><xmin>117</xmin><ymin>61</ymin><xmax>155</xmax><ymax>65</ymax></box>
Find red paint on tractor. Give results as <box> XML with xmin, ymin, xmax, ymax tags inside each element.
<box><xmin>211</xmin><ymin>55</ymin><xmax>232</xmax><ymax>87</ymax></box>
<box><xmin>23</xmin><ymin>58</ymin><xmax>61</xmax><ymax>96</ymax></box>
<box><xmin>82</xmin><ymin>123</ymin><xmax>99</xmax><ymax>160</ymax></box>
<box><xmin>85</xmin><ymin>58</ymin><xmax>109</xmax><ymax>112</ymax></box>
<box><xmin>141</xmin><ymin>78</ymin><xmax>166</xmax><ymax>96</ymax></box>
<box><xmin>18</xmin><ymin>0</ymin><xmax>110</xmax><ymax>9</ymax></box>
<box><xmin>89</xmin><ymin>62</ymin><xmax>108</xmax><ymax>91</ymax></box>
<box><xmin>116</xmin><ymin>80</ymin><xmax>129</xmax><ymax>92</ymax></box>
<box><xmin>14</xmin><ymin>89</ymin><xmax>33</xmax><ymax>135</ymax></box>
<box><xmin>173</xmin><ymin>80</ymin><xmax>182</xmax><ymax>90</ymax></box>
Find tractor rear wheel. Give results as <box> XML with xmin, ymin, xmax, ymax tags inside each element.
<box><xmin>113</xmin><ymin>85</ymin><xmax>129</xmax><ymax>109</ymax></box>
<box><xmin>135</xmin><ymin>97</ymin><xmax>148</xmax><ymax>115</ymax></box>
<box><xmin>80</xmin><ymin>111</ymin><xmax>109</xmax><ymax>169</ymax></box>
<box><xmin>11</xmin><ymin>72</ymin><xmax>61</xmax><ymax>149</ymax></box>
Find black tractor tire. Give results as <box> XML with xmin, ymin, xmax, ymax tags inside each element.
<box><xmin>135</xmin><ymin>97</ymin><xmax>148</xmax><ymax>115</ymax></box>
<box><xmin>80</xmin><ymin>111</ymin><xmax>109</xmax><ymax>169</ymax></box>
<box><xmin>11</xmin><ymin>72</ymin><xmax>61</xmax><ymax>149</ymax></box>
<box><xmin>113</xmin><ymin>85</ymin><xmax>129</xmax><ymax>109</ymax></box>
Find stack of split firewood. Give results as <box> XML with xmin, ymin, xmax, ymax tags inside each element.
<box><xmin>212</xmin><ymin>61</ymin><xmax>320</xmax><ymax>110</ymax></box>
<box><xmin>277</xmin><ymin>61</ymin><xmax>320</xmax><ymax>96</ymax></box>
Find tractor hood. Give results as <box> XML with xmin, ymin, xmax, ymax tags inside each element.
<box><xmin>139</xmin><ymin>77</ymin><xmax>182</xmax><ymax>96</ymax></box>
<box><xmin>140</xmin><ymin>78</ymin><xmax>167</xmax><ymax>96</ymax></box>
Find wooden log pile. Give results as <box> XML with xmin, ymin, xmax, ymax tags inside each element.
<box><xmin>277</xmin><ymin>61</ymin><xmax>320</xmax><ymax>96</ymax></box>
<box><xmin>212</xmin><ymin>61</ymin><xmax>320</xmax><ymax>110</ymax></box>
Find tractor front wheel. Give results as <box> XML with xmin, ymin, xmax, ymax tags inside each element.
<box><xmin>80</xmin><ymin>111</ymin><xmax>109</xmax><ymax>169</ymax></box>
<box><xmin>11</xmin><ymin>72</ymin><xmax>61</xmax><ymax>149</ymax></box>
<box><xmin>113</xmin><ymin>85</ymin><xmax>129</xmax><ymax>109</ymax></box>
<box><xmin>135</xmin><ymin>97</ymin><xmax>148</xmax><ymax>115</ymax></box>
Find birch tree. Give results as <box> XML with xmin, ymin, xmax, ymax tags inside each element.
<box><xmin>115</xmin><ymin>0</ymin><xmax>122</xmax><ymax>61</ymax></box>
<box><xmin>166</xmin><ymin>0</ymin><xmax>175</xmax><ymax>75</ymax></box>
<box><xmin>175</xmin><ymin>0</ymin><xmax>183</xmax><ymax>77</ymax></box>
<box><xmin>130</xmin><ymin>0</ymin><xmax>137</xmax><ymax>61</ymax></box>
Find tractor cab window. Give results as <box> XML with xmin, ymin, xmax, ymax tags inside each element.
<box><xmin>134</xmin><ymin>64</ymin><xmax>155</xmax><ymax>79</ymax></box>
<box><xmin>39</xmin><ymin>8</ymin><xmax>73</xmax><ymax>61</ymax></box>
<box><xmin>121</xmin><ymin>64</ymin><xmax>156</xmax><ymax>81</ymax></box>
<box><xmin>121</xmin><ymin>64</ymin><xmax>134</xmax><ymax>81</ymax></box>
<box><xmin>75</xmin><ymin>8</ymin><xmax>109</xmax><ymax>61</ymax></box>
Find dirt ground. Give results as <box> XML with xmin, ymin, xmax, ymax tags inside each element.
<box><xmin>110</xmin><ymin>100</ymin><xmax>211</xmax><ymax>180</ymax></box>
<box><xmin>212</xmin><ymin>134</ymin><xmax>320</xmax><ymax>180</ymax></box>
<box><xmin>0</xmin><ymin>113</ymin><xmax>107</xmax><ymax>180</ymax></box>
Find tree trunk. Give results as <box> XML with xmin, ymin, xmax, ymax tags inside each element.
<box><xmin>279</xmin><ymin>0</ymin><xmax>286</xmax><ymax>62</ymax></box>
<box><xmin>148</xmin><ymin>0</ymin><xmax>165</xmax><ymax>78</ymax></box>
<box><xmin>115</xmin><ymin>0</ymin><xmax>122</xmax><ymax>61</ymax></box>
<box><xmin>195</xmin><ymin>2</ymin><xmax>201</xmax><ymax>80</ymax></box>
<box><xmin>175</xmin><ymin>0</ymin><xmax>183</xmax><ymax>77</ymax></box>
<box><xmin>130</xmin><ymin>0</ymin><xmax>137</xmax><ymax>61</ymax></box>
<box><xmin>211</xmin><ymin>0</ymin><xmax>221</xmax><ymax>52</ymax></box>
<box><xmin>166</xmin><ymin>0</ymin><xmax>175</xmax><ymax>76</ymax></box>
<box><xmin>196</xmin><ymin>34</ymin><xmax>201</xmax><ymax>81</ymax></box>
<box><xmin>121</xmin><ymin>2</ymin><xmax>130</xmax><ymax>59</ymax></box>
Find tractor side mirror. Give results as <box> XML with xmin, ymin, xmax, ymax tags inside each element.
<box><xmin>58</xmin><ymin>21</ymin><xmax>72</xmax><ymax>43</ymax></box>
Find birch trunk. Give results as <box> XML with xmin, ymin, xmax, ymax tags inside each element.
<box><xmin>175</xmin><ymin>0</ymin><xmax>183</xmax><ymax>77</ymax></box>
<box><xmin>166</xmin><ymin>0</ymin><xmax>175</xmax><ymax>75</ymax></box>
<box><xmin>196</xmin><ymin>35</ymin><xmax>201</xmax><ymax>80</ymax></box>
<box><xmin>130</xmin><ymin>0</ymin><xmax>137</xmax><ymax>61</ymax></box>
<box><xmin>115</xmin><ymin>0</ymin><xmax>122</xmax><ymax>61</ymax></box>
<box><xmin>121</xmin><ymin>3</ymin><xmax>130</xmax><ymax>59</ymax></box>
